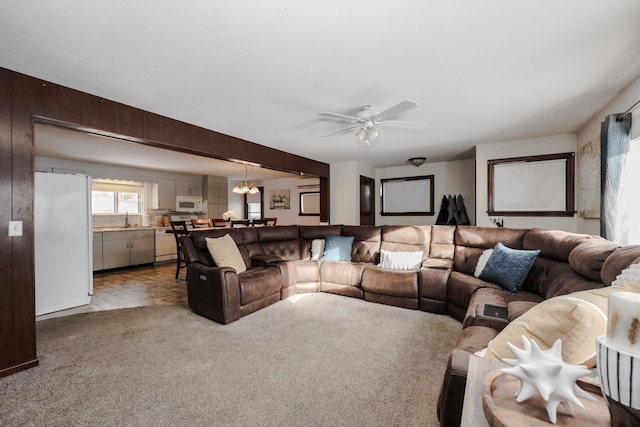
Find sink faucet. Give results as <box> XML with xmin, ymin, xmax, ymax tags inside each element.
<box><xmin>125</xmin><ymin>211</ymin><xmax>130</xmax><ymax>228</ymax></box>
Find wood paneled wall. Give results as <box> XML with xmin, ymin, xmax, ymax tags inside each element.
<box><xmin>0</xmin><ymin>67</ymin><xmax>330</xmax><ymax>377</ymax></box>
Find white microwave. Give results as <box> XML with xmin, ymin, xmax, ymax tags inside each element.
<box><xmin>176</xmin><ymin>196</ymin><xmax>203</xmax><ymax>212</ymax></box>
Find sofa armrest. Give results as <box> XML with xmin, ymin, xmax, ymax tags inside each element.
<box><xmin>251</xmin><ymin>254</ymin><xmax>284</xmax><ymax>267</ymax></box>
<box><xmin>437</xmin><ymin>326</ymin><xmax>499</xmax><ymax>427</ymax></box>
<box><xmin>186</xmin><ymin>263</ymin><xmax>242</xmax><ymax>324</ymax></box>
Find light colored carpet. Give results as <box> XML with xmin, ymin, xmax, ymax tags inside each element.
<box><xmin>0</xmin><ymin>293</ymin><xmax>461</xmax><ymax>426</ymax></box>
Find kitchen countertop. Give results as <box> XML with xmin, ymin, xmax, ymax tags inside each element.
<box><xmin>93</xmin><ymin>226</ymin><xmax>167</xmax><ymax>232</ymax></box>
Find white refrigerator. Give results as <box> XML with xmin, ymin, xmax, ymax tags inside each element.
<box><xmin>35</xmin><ymin>172</ymin><xmax>93</xmax><ymax>316</ymax></box>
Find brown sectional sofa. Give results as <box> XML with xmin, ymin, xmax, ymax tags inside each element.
<box><xmin>179</xmin><ymin>224</ymin><xmax>640</xmax><ymax>427</ymax></box>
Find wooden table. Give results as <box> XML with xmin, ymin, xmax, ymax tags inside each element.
<box><xmin>462</xmin><ymin>355</ymin><xmax>610</xmax><ymax>427</ymax></box>
<box><xmin>461</xmin><ymin>355</ymin><xmax>506</xmax><ymax>426</ymax></box>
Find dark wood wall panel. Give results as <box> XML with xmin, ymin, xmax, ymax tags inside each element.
<box><xmin>44</xmin><ymin>83</ymin><xmax>82</xmax><ymax>123</ymax></box>
<box><xmin>143</xmin><ymin>111</ymin><xmax>164</xmax><ymax>142</ymax></box>
<box><xmin>80</xmin><ymin>94</ymin><xmax>102</xmax><ymax>129</ymax></box>
<box><xmin>0</xmin><ymin>68</ymin><xmax>14</xmax><ymax>373</ymax></box>
<box><xmin>320</xmin><ymin>176</ymin><xmax>329</xmax><ymax>223</ymax></box>
<box><xmin>9</xmin><ymin>73</ymin><xmax>42</xmax><ymax>371</ymax></box>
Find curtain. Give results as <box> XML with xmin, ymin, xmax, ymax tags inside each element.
<box><xmin>600</xmin><ymin>113</ymin><xmax>632</xmax><ymax>243</ymax></box>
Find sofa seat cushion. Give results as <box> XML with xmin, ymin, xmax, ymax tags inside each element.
<box><xmin>447</xmin><ymin>271</ymin><xmax>502</xmax><ymax>314</ymax></box>
<box><xmin>238</xmin><ymin>267</ymin><xmax>282</xmax><ymax>306</ymax></box>
<box><xmin>320</xmin><ymin>260</ymin><xmax>365</xmax><ymax>287</ymax></box>
<box><xmin>295</xmin><ymin>259</ymin><xmax>321</xmax><ymax>283</ymax></box>
<box><xmin>361</xmin><ymin>266</ymin><xmax>418</xmax><ymax>298</ymax></box>
<box><xmin>462</xmin><ymin>287</ymin><xmax>542</xmax><ymax>330</ymax></box>
<box><xmin>506</xmin><ymin>300</ymin><xmax>538</xmax><ymax>321</ymax></box>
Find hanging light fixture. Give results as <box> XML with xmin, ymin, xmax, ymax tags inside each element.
<box><xmin>232</xmin><ymin>165</ymin><xmax>260</xmax><ymax>194</ymax></box>
<box><xmin>355</xmin><ymin>120</ymin><xmax>380</xmax><ymax>145</ymax></box>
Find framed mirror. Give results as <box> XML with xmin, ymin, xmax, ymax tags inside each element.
<box><xmin>380</xmin><ymin>175</ymin><xmax>434</xmax><ymax>216</ymax></box>
<box><xmin>488</xmin><ymin>152</ymin><xmax>575</xmax><ymax>216</ymax></box>
<box><xmin>299</xmin><ymin>191</ymin><xmax>320</xmax><ymax>216</ymax></box>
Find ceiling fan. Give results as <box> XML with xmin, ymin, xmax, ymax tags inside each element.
<box><xmin>319</xmin><ymin>100</ymin><xmax>422</xmax><ymax>145</ymax></box>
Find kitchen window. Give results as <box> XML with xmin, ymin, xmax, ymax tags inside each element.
<box><xmin>92</xmin><ymin>180</ymin><xmax>143</xmax><ymax>214</ymax></box>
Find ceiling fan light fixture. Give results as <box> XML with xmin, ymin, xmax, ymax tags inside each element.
<box><xmin>408</xmin><ymin>156</ymin><xmax>426</xmax><ymax>167</ymax></box>
<box><xmin>356</xmin><ymin>128</ymin><xmax>368</xmax><ymax>140</ymax></box>
<box><xmin>368</xmin><ymin>127</ymin><xmax>380</xmax><ymax>139</ymax></box>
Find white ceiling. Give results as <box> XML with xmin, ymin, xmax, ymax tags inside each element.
<box><xmin>3</xmin><ymin>1</ymin><xmax>640</xmax><ymax>169</ymax></box>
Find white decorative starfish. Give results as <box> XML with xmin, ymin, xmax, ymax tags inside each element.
<box><xmin>500</xmin><ymin>336</ymin><xmax>596</xmax><ymax>424</ymax></box>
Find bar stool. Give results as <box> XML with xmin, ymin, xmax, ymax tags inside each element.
<box><xmin>170</xmin><ymin>221</ymin><xmax>190</xmax><ymax>279</ymax></box>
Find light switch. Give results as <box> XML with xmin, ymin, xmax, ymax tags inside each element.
<box><xmin>8</xmin><ymin>221</ymin><xmax>22</xmax><ymax>236</ymax></box>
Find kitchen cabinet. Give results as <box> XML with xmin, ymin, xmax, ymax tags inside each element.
<box><xmin>151</xmin><ymin>178</ymin><xmax>176</xmax><ymax>210</ymax></box>
<box><xmin>93</xmin><ymin>232</ymin><xmax>103</xmax><ymax>271</ymax></box>
<box><xmin>176</xmin><ymin>179</ymin><xmax>202</xmax><ymax>197</ymax></box>
<box><xmin>101</xmin><ymin>229</ymin><xmax>155</xmax><ymax>270</ymax></box>
<box><xmin>207</xmin><ymin>177</ymin><xmax>228</xmax><ymax>218</ymax></box>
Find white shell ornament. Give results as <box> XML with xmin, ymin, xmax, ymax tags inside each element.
<box><xmin>500</xmin><ymin>336</ymin><xmax>596</xmax><ymax>424</ymax></box>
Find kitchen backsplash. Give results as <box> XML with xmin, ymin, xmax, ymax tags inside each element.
<box><xmin>93</xmin><ymin>214</ymin><xmax>148</xmax><ymax>228</ymax></box>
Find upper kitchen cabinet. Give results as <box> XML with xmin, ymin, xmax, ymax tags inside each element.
<box><xmin>207</xmin><ymin>176</ymin><xmax>228</xmax><ymax>217</ymax></box>
<box><xmin>176</xmin><ymin>179</ymin><xmax>202</xmax><ymax>197</ymax></box>
<box><xmin>150</xmin><ymin>178</ymin><xmax>176</xmax><ymax>210</ymax></box>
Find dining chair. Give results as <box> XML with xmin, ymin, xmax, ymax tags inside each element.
<box><xmin>231</xmin><ymin>220</ymin><xmax>251</xmax><ymax>228</ymax></box>
<box><xmin>170</xmin><ymin>221</ymin><xmax>190</xmax><ymax>279</ymax></box>
<box><xmin>191</xmin><ymin>218</ymin><xmax>212</xmax><ymax>228</ymax></box>
<box><xmin>211</xmin><ymin>218</ymin><xmax>227</xmax><ymax>227</ymax></box>
<box><xmin>263</xmin><ymin>217</ymin><xmax>277</xmax><ymax>226</ymax></box>
<box><xmin>251</xmin><ymin>219</ymin><xmax>268</xmax><ymax>226</ymax></box>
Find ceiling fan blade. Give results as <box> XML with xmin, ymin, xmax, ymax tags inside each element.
<box><xmin>380</xmin><ymin>120</ymin><xmax>426</xmax><ymax>130</ymax></box>
<box><xmin>319</xmin><ymin>112</ymin><xmax>360</xmax><ymax>122</ymax></box>
<box><xmin>373</xmin><ymin>100</ymin><xmax>418</xmax><ymax>122</ymax></box>
<box><xmin>322</xmin><ymin>124</ymin><xmax>360</xmax><ymax>138</ymax></box>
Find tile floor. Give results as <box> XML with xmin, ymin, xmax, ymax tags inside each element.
<box><xmin>37</xmin><ymin>262</ymin><xmax>188</xmax><ymax>320</ymax></box>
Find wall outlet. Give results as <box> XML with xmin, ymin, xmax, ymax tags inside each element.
<box><xmin>8</xmin><ymin>221</ymin><xmax>22</xmax><ymax>236</ymax></box>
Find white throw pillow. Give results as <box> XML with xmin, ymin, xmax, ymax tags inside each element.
<box><xmin>205</xmin><ymin>234</ymin><xmax>247</xmax><ymax>274</ymax></box>
<box><xmin>378</xmin><ymin>249</ymin><xmax>423</xmax><ymax>270</ymax></box>
<box><xmin>310</xmin><ymin>239</ymin><xmax>325</xmax><ymax>260</ymax></box>
<box><xmin>474</xmin><ymin>249</ymin><xmax>493</xmax><ymax>277</ymax></box>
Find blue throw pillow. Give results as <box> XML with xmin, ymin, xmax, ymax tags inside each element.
<box><xmin>321</xmin><ymin>235</ymin><xmax>354</xmax><ymax>262</ymax></box>
<box><xmin>478</xmin><ymin>242</ymin><xmax>540</xmax><ymax>292</ymax></box>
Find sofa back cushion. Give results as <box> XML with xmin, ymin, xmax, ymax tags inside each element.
<box><xmin>343</xmin><ymin>225</ymin><xmax>381</xmax><ymax>263</ymax></box>
<box><xmin>299</xmin><ymin>225</ymin><xmax>342</xmax><ymax>259</ymax></box>
<box><xmin>453</xmin><ymin>226</ymin><xmax>527</xmax><ymax>275</ymax></box>
<box><xmin>568</xmin><ymin>239</ymin><xmax>619</xmax><ymax>282</ymax></box>
<box><xmin>522</xmin><ymin>228</ymin><xmax>595</xmax><ymax>262</ymax></box>
<box><xmin>430</xmin><ymin>225</ymin><xmax>455</xmax><ymax>261</ymax></box>
<box><xmin>240</xmin><ymin>225</ymin><xmax>301</xmax><ymax>261</ymax></box>
<box><xmin>600</xmin><ymin>246</ymin><xmax>640</xmax><ymax>285</ymax></box>
<box><xmin>381</xmin><ymin>225</ymin><xmax>431</xmax><ymax>263</ymax></box>
<box><xmin>189</xmin><ymin>229</ymin><xmax>250</xmax><ymax>268</ymax></box>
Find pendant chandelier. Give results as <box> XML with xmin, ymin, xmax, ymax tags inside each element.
<box><xmin>232</xmin><ymin>165</ymin><xmax>260</xmax><ymax>194</ymax></box>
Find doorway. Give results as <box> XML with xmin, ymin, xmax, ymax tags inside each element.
<box><xmin>360</xmin><ymin>175</ymin><xmax>375</xmax><ymax>225</ymax></box>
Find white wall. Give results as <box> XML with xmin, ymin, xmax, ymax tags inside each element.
<box><xmin>576</xmin><ymin>74</ymin><xmax>640</xmax><ymax>236</ymax></box>
<box><xmin>475</xmin><ymin>134</ymin><xmax>577</xmax><ymax>231</ymax></box>
<box><xmin>375</xmin><ymin>159</ymin><xmax>476</xmax><ymax>226</ymax></box>
<box><xmin>228</xmin><ymin>176</ymin><xmax>321</xmax><ymax>226</ymax></box>
<box><xmin>330</xmin><ymin>161</ymin><xmax>375</xmax><ymax>225</ymax></box>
